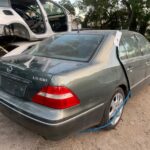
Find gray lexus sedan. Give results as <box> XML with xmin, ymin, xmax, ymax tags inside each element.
<box><xmin>0</xmin><ymin>30</ymin><xmax>149</xmax><ymax>140</ymax></box>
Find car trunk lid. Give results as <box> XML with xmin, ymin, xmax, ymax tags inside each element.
<box><xmin>0</xmin><ymin>54</ymin><xmax>86</xmax><ymax>101</ymax></box>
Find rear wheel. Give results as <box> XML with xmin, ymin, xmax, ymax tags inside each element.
<box><xmin>101</xmin><ymin>88</ymin><xmax>125</xmax><ymax>129</ymax></box>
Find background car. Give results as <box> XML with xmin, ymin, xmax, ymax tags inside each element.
<box><xmin>3</xmin><ymin>41</ymin><xmax>38</xmax><ymax>57</ymax></box>
<box><xmin>0</xmin><ymin>0</ymin><xmax>74</xmax><ymax>41</ymax></box>
<box><xmin>0</xmin><ymin>30</ymin><xmax>149</xmax><ymax>140</ymax></box>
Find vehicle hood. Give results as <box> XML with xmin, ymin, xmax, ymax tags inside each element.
<box><xmin>0</xmin><ymin>54</ymin><xmax>87</xmax><ymax>75</ymax></box>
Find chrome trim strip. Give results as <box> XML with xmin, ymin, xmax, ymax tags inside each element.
<box><xmin>38</xmin><ymin>92</ymin><xmax>73</xmax><ymax>100</ymax></box>
<box><xmin>131</xmin><ymin>74</ymin><xmax>150</xmax><ymax>89</ymax></box>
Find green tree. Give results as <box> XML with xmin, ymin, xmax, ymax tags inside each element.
<box><xmin>77</xmin><ymin>0</ymin><xmax>121</xmax><ymax>29</ymax></box>
<box><xmin>76</xmin><ymin>0</ymin><xmax>150</xmax><ymax>36</ymax></box>
<box><xmin>59</xmin><ymin>0</ymin><xmax>75</xmax><ymax>15</ymax></box>
<box><xmin>122</xmin><ymin>0</ymin><xmax>150</xmax><ymax>34</ymax></box>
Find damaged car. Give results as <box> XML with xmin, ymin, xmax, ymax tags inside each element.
<box><xmin>0</xmin><ymin>30</ymin><xmax>150</xmax><ymax>140</ymax></box>
<box><xmin>0</xmin><ymin>0</ymin><xmax>74</xmax><ymax>41</ymax></box>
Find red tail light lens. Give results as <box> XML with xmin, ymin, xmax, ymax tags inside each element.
<box><xmin>32</xmin><ymin>86</ymin><xmax>80</xmax><ymax>109</ymax></box>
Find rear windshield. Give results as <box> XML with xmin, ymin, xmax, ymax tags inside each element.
<box><xmin>0</xmin><ymin>0</ymin><xmax>10</xmax><ymax>7</ymax></box>
<box><xmin>27</xmin><ymin>34</ymin><xmax>104</xmax><ymax>62</ymax></box>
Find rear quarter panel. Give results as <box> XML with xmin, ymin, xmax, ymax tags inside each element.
<box><xmin>50</xmin><ymin>35</ymin><xmax>128</xmax><ymax>122</ymax></box>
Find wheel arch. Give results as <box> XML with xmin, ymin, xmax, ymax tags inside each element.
<box><xmin>118</xmin><ymin>84</ymin><xmax>128</xmax><ymax>97</ymax></box>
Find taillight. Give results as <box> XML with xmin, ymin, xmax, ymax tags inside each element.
<box><xmin>32</xmin><ymin>86</ymin><xmax>80</xmax><ymax>109</ymax></box>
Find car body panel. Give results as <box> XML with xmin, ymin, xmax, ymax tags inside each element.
<box><xmin>135</xmin><ymin>33</ymin><xmax>150</xmax><ymax>80</ymax></box>
<box><xmin>122</xmin><ymin>57</ymin><xmax>147</xmax><ymax>89</ymax></box>
<box><xmin>1</xmin><ymin>54</ymin><xmax>87</xmax><ymax>75</ymax></box>
<box><xmin>145</xmin><ymin>55</ymin><xmax>150</xmax><ymax>78</ymax></box>
<box><xmin>120</xmin><ymin>33</ymin><xmax>147</xmax><ymax>89</ymax></box>
<box><xmin>0</xmin><ymin>30</ymin><xmax>149</xmax><ymax>140</ymax></box>
<box><xmin>3</xmin><ymin>42</ymin><xmax>38</xmax><ymax>57</ymax></box>
<box><xmin>0</xmin><ymin>97</ymin><xmax>105</xmax><ymax>140</ymax></box>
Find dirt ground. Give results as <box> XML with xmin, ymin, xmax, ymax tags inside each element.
<box><xmin>0</xmin><ymin>85</ymin><xmax>150</xmax><ymax>150</ymax></box>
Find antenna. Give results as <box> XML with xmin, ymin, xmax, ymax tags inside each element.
<box><xmin>75</xmin><ymin>7</ymin><xmax>81</xmax><ymax>34</ymax></box>
<box><xmin>76</xmin><ymin>16</ymin><xmax>80</xmax><ymax>34</ymax></box>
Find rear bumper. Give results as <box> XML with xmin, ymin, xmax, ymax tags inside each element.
<box><xmin>0</xmin><ymin>91</ymin><xmax>105</xmax><ymax>140</ymax></box>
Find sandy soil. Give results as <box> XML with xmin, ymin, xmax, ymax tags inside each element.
<box><xmin>0</xmin><ymin>85</ymin><xmax>150</xmax><ymax>150</ymax></box>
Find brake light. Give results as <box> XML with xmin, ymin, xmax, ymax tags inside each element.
<box><xmin>32</xmin><ymin>86</ymin><xmax>80</xmax><ymax>109</ymax></box>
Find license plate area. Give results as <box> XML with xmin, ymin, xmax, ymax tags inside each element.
<box><xmin>0</xmin><ymin>76</ymin><xmax>27</xmax><ymax>97</ymax></box>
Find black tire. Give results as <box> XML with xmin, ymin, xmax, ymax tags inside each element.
<box><xmin>100</xmin><ymin>87</ymin><xmax>125</xmax><ymax>130</ymax></box>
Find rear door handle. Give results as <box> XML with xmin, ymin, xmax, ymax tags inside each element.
<box><xmin>127</xmin><ymin>66</ymin><xmax>133</xmax><ymax>72</ymax></box>
<box><xmin>146</xmin><ymin>61</ymin><xmax>150</xmax><ymax>66</ymax></box>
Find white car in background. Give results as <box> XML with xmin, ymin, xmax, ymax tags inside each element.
<box><xmin>0</xmin><ymin>41</ymin><xmax>38</xmax><ymax>58</ymax></box>
<box><xmin>0</xmin><ymin>0</ymin><xmax>74</xmax><ymax>41</ymax></box>
<box><xmin>2</xmin><ymin>42</ymin><xmax>38</xmax><ymax>57</ymax></box>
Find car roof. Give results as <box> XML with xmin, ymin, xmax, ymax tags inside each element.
<box><xmin>63</xmin><ymin>30</ymin><xmax>139</xmax><ymax>36</ymax></box>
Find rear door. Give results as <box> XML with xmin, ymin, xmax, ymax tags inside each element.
<box><xmin>135</xmin><ymin>34</ymin><xmax>150</xmax><ymax>79</ymax></box>
<box><xmin>119</xmin><ymin>33</ymin><xmax>146</xmax><ymax>89</ymax></box>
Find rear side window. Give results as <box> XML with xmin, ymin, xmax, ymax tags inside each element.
<box><xmin>29</xmin><ymin>34</ymin><xmax>104</xmax><ymax>62</ymax></box>
<box><xmin>118</xmin><ymin>40</ymin><xmax>128</xmax><ymax>60</ymax></box>
<box><xmin>0</xmin><ymin>0</ymin><xmax>10</xmax><ymax>7</ymax></box>
<box><xmin>135</xmin><ymin>34</ymin><xmax>150</xmax><ymax>55</ymax></box>
<box><xmin>122</xmin><ymin>34</ymin><xmax>142</xmax><ymax>58</ymax></box>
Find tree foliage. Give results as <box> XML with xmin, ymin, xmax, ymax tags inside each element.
<box><xmin>59</xmin><ymin>0</ymin><xmax>75</xmax><ymax>15</ymax></box>
<box><xmin>74</xmin><ymin>0</ymin><xmax>150</xmax><ymax>36</ymax></box>
<box><xmin>59</xmin><ymin>0</ymin><xmax>149</xmax><ymax>37</ymax></box>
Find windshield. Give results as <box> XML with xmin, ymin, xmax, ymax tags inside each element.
<box><xmin>26</xmin><ymin>34</ymin><xmax>104</xmax><ymax>62</ymax></box>
<box><xmin>0</xmin><ymin>0</ymin><xmax>10</xmax><ymax>7</ymax></box>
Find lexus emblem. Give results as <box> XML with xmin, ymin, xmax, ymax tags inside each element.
<box><xmin>7</xmin><ymin>66</ymin><xmax>13</xmax><ymax>73</ymax></box>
